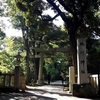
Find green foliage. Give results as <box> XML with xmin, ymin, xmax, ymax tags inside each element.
<box><xmin>44</xmin><ymin>62</ymin><xmax>59</xmax><ymax>80</ymax></box>
<box><xmin>16</xmin><ymin>2</ymin><xmax>28</xmax><ymax>12</ymax></box>
<box><xmin>15</xmin><ymin>0</ymin><xmax>47</xmax><ymax>25</ymax></box>
<box><xmin>0</xmin><ymin>50</ymin><xmax>15</xmax><ymax>73</ymax></box>
<box><xmin>44</xmin><ymin>52</ymin><xmax>70</xmax><ymax>81</ymax></box>
<box><xmin>0</xmin><ymin>28</ymin><xmax>5</xmax><ymax>40</ymax></box>
<box><xmin>4</xmin><ymin>36</ymin><xmax>24</xmax><ymax>53</ymax></box>
<box><xmin>0</xmin><ymin>66</ymin><xmax>10</xmax><ymax>73</ymax></box>
<box><xmin>0</xmin><ymin>1</ymin><xmax>5</xmax><ymax>16</ymax></box>
<box><xmin>0</xmin><ymin>36</ymin><xmax>26</xmax><ymax>74</ymax></box>
<box><xmin>86</xmin><ymin>38</ymin><xmax>100</xmax><ymax>74</ymax></box>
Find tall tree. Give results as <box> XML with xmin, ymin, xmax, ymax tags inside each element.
<box><xmin>15</xmin><ymin>0</ymin><xmax>100</xmax><ymax>74</ymax></box>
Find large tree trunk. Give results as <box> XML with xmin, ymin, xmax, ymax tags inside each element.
<box><xmin>26</xmin><ymin>49</ymin><xmax>30</xmax><ymax>85</ymax></box>
<box><xmin>68</xmin><ymin>24</ymin><xmax>79</xmax><ymax>75</ymax></box>
<box><xmin>22</xmin><ymin>27</ymin><xmax>30</xmax><ymax>85</ymax></box>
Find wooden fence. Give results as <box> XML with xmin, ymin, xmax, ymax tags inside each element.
<box><xmin>0</xmin><ymin>73</ymin><xmax>99</xmax><ymax>91</ymax></box>
<box><xmin>0</xmin><ymin>73</ymin><xmax>26</xmax><ymax>91</ymax></box>
<box><xmin>88</xmin><ymin>74</ymin><xmax>99</xmax><ymax>91</ymax></box>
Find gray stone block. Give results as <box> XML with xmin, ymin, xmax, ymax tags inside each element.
<box><xmin>72</xmin><ymin>83</ymin><xmax>97</xmax><ymax>98</ymax></box>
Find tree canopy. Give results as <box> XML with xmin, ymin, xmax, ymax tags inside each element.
<box><xmin>14</xmin><ymin>0</ymin><xmax>100</xmax><ymax>74</ymax></box>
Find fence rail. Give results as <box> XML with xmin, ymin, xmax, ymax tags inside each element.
<box><xmin>88</xmin><ymin>74</ymin><xmax>100</xmax><ymax>90</ymax></box>
<box><xmin>0</xmin><ymin>73</ymin><xmax>99</xmax><ymax>91</ymax></box>
<box><xmin>0</xmin><ymin>74</ymin><xmax>14</xmax><ymax>87</ymax></box>
<box><xmin>0</xmin><ymin>73</ymin><xmax>26</xmax><ymax>91</ymax></box>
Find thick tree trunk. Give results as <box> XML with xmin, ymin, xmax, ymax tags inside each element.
<box><xmin>26</xmin><ymin>50</ymin><xmax>30</xmax><ymax>84</ymax></box>
<box><xmin>24</xmin><ymin>37</ymin><xmax>30</xmax><ymax>85</ymax></box>
<box><xmin>22</xmin><ymin>27</ymin><xmax>31</xmax><ymax>85</ymax></box>
<box><xmin>68</xmin><ymin>24</ymin><xmax>78</xmax><ymax>75</ymax></box>
<box><xmin>69</xmin><ymin>33</ymin><xmax>77</xmax><ymax>74</ymax></box>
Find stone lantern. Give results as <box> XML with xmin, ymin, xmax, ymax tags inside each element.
<box><xmin>14</xmin><ymin>52</ymin><xmax>22</xmax><ymax>66</ymax></box>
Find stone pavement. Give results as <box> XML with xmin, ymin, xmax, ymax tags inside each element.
<box><xmin>0</xmin><ymin>81</ymin><xmax>99</xmax><ymax>100</ymax></box>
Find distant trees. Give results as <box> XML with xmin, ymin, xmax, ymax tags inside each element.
<box><xmin>0</xmin><ymin>36</ymin><xmax>25</xmax><ymax>74</ymax></box>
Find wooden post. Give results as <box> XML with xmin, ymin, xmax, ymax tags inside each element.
<box><xmin>14</xmin><ymin>66</ymin><xmax>20</xmax><ymax>91</ymax></box>
<box><xmin>37</xmin><ymin>53</ymin><xmax>44</xmax><ymax>85</ymax></box>
<box><xmin>69</xmin><ymin>66</ymin><xmax>75</xmax><ymax>93</ymax></box>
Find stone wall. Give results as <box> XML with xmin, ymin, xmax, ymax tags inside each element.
<box><xmin>72</xmin><ymin>83</ymin><xmax>97</xmax><ymax>98</ymax></box>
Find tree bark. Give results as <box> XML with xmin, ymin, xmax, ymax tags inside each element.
<box><xmin>26</xmin><ymin>48</ymin><xmax>30</xmax><ymax>84</ymax></box>
<box><xmin>22</xmin><ymin>27</ymin><xmax>30</xmax><ymax>85</ymax></box>
<box><xmin>68</xmin><ymin>24</ymin><xmax>79</xmax><ymax>75</ymax></box>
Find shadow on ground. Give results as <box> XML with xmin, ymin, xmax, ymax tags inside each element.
<box><xmin>0</xmin><ymin>84</ymin><xmax>71</xmax><ymax>100</ymax></box>
<box><xmin>0</xmin><ymin>83</ymin><xmax>100</xmax><ymax>100</ymax></box>
<box><xmin>0</xmin><ymin>92</ymin><xmax>57</xmax><ymax>100</ymax></box>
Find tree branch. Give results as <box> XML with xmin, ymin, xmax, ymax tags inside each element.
<box><xmin>79</xmin><ymin>0</ymin><xmax>88</xmax><ymax>24</ymax></box>
<box><xmin>57</xmin><ymin>0</ymin><xmax>74</xmax><ymax>15</ymax></box>
<box><xmin>72</xmin><ymin>1</ymin><xmax>78</xmax><ymax>20</ymax></box>
<box><xmin>42</xmin><ymin>13</ymin><xmax>59</xmax><ymax>21</ymax></box>
<box><xmin>46</xmin><ymin>0</ymin><xmax>72</xmax><ymax>26</ymax></box>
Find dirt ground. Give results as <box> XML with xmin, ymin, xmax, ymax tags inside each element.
<box><xmin>0</xmin><ymin>80</ymin><xmax>99</xmax><ymax>100</ymax></box>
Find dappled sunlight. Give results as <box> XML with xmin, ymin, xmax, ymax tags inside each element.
<box><xmin>0</xmin><ymin>92</ymin><xmax>57</xmax><ymax>100</ymax></box>
<box><xmin>26</xmin><ymin>87</ymin><xmax>71</xmax><ymax>100</ymax></box>
<box><xmin>0</xmin><ymin>81</ymin><xmax>99</xmax><ymax>100</ymax></box>
<box><xmin>14</xmin><ymin>95</ymin><xmax>57</xmax><ymax>100</ymax></box>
